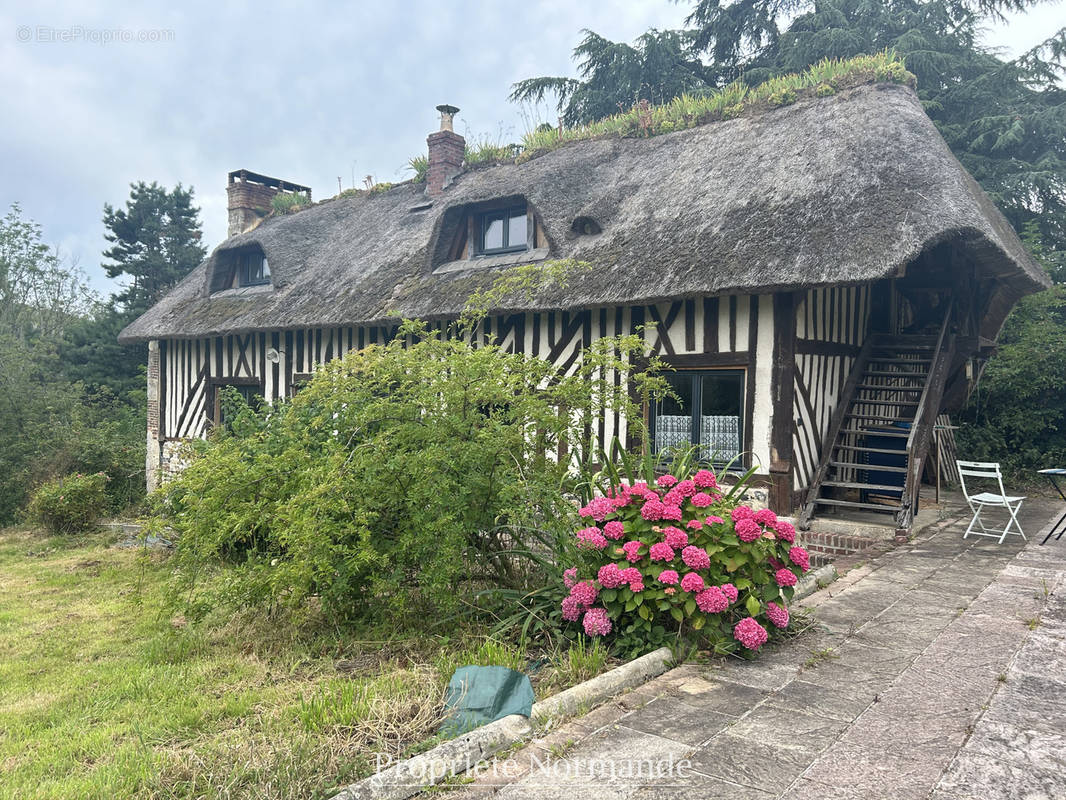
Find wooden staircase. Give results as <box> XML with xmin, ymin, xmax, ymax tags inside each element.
<box><xmin>799</xmin><ymin>313</ymin><xmax>956</xmax><ymax>536</ymax></box>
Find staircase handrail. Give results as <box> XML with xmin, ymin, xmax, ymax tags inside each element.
<box><xmin>897</xmin><ymin>309</ymin><xmax>955</xmax><ymax>532</ymax></box>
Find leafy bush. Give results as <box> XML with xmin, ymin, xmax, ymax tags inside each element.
<box><xmin>151</xmin><ymin>319</ymin><xmax>664</xmax><ymax>625</ymax></box>
<box><xmin>27</xmin><ymin>472</ymin><xmax>110</xmax><ymax>534</ymax></box>
<box><xmin>560</xmin><ymin>459</ymin><xmax>809</xmax><ymax>656</ymax></box>
<box><xmin>957</xmin><ymin>286</ymin><xmax>1066</xmax><ymax>476</ymax></box>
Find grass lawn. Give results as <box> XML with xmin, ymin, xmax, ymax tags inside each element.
<box><xmin>0</xmin><ymin>526</ymin><xmax>608</xmax><ymax>800</ymax></box>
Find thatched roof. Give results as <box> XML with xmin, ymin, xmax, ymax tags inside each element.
<box><xmin>120</xmin><ymin>83</ymin><xmax>1049</xmax><ymax>344</ymax></box>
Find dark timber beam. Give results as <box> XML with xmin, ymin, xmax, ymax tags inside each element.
<box><xmin>769</xmin><ymin>293</ymin><xmax>797</xmax><ymax>514</ymax></box>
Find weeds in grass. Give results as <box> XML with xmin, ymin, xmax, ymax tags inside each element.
<box><xmin>1025</xmin><ymin>617</ymin><xmax>1041</xmax><ymax>630</ymax></box>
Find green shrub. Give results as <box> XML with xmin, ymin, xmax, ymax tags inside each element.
<box><xmin>151</xmin><ymin>319</ymin><xmax>666</xmax><ymax>626</ymax></box>
<box><xmin>28</xmin><ymin>472</ymin><xmax>110</xmax><ymax>534</ymax></box>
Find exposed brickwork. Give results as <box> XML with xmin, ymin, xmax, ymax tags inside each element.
<box><xmin>145</xmin><ymin>340</ymin><xmax>161</xmax><ymax>492</ymax></box>
<box><xmin>800</xmin><ymin>529</ymin><xmax>878</xmax><ymax>568</ymax></box>
<box><xmin>426</xmin><ymin>130</ymin><xmax>465</xmax><ymax>197</ymax></box>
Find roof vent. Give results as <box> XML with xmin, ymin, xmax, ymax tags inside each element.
<box><xmin>572</xmin><ymin>216</ymin><xmax>602</xmax><ymax>236</ymax></box>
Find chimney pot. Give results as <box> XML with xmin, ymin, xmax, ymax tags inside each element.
<box><xmin>426</xmin><ymin>105</ymin><xmax>465</xmax><ymax>198</ymax></box>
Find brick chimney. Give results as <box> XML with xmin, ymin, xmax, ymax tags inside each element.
<box><xmin>226</xmin><ymin>170</ymin><xmax>312</xmax><ymax>237</ymax></box>
<box><xmin>426</xmin><ymin>104</ymin><xmax>465</xmax><ymax>197</ymax></box>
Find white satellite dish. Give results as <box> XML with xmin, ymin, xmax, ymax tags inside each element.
<box><xmin>265</xmin><ymin>347</ymin><xmax>282</xmax><ymax>363</ymax></box>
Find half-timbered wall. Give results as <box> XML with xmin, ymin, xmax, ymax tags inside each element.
<box><xmin>791</xmin><ymin>285</ymin><xmax>872</xmax><ymax>490</ymax></box>
<box><xmin>149</xmin><ymin>295</ymin><xmax>776</xmax><ymax>486</ymax></box>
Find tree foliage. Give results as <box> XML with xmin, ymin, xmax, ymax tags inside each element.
<box><xmin>511</xmin><ymin>29</ymin><xmax>710</xmax><ymax>127</ymax></box>
<box><xmin>102</xmin><ymin>181</ymin><xmax>206</xmax><ymax>315</ymax></box>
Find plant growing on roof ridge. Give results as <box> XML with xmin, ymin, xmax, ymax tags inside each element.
<box><xmin>560</xmin><ymin>449</ymin><xmax>809</xmax><ymax>656</ymax></box>
<box><xmin>270</xmin><ymin>192</ymin><xmax>311</xmax><ymax>214</ymax></box>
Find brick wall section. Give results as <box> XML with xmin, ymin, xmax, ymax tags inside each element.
<box><xmin>799</xmin><ymin>531</ymin><xmax>877</xmax><ymax>568</ymax></box>
<box><xmin>426</xmin><ymin>130</ymin><xmax>465</xmax><ymax>197</ymax></box>
<box><xmin>146</xmin><ymin>340</ymin><xmax>161</xmax><ymax>492</ymax></box>
<box><xmin>226</xmin><ymin>180</ymin><xmax>280</xmax><ymax>237</ymax></box>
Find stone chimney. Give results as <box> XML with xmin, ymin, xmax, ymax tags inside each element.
<box><xmin>426</xmin><ymin>104</ymin><xmax>465</xmax><ymax>197</ymax></box>
<box><xmin>226</xmin><ymin>170</ymin><xmax>312</xmax><ymax>237</ymax></box>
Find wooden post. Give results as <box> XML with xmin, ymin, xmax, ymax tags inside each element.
<box><xmin>769</xmin><ymin>293</ymin><xmax>797</xmax><ymax>514</ymax></box>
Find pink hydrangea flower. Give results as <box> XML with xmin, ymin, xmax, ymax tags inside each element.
<box><xmin>649</xmin><ymin>542</ymin><xmax>675</xmax><ymax>562</ymax></box>
<box><xmin>656</xmin><ymin>474</ymin><xmax>678</xmax><ymax>488</ymax></box>
<box><xmin>675</xmin><ymin>479</ymin><xmax>697</xmax><ymax>498</ymax></box>
<box><xmin>641</xmin><ymin>499</ymin><xmax>665</xmax><ymax>521</ymax></box>
<box><xmin>663</xmin><ymin>526</ymin><xmax>688</xmax><ymax>550</ymax></box>
<box><xmin>610</xmin><ymin>493</ymin><xmax>631</xmax><ymax>510</ymax></box>
<box><xmin>766</xmin><ymin>602</ymin><xmax>790</xmax><ymax>629</ymax></box>
<box><xmin>775</xmin><ymin>568</ymin><xmax>798</xmax><ymax>587</ymax></box>
<box><xmin>563</xmin><ymin>567</ymin><xmax>578</xmax><ymax>589</ymax></box>
<box><xmin>661</xmin><ymin>505</ymin><xmax>683</xmax><ymax>522</ymax></box>
<box><xmin>732</xmin><ymin>505</ymin><xmax>755</xmax><ymax>522</ymax></box>
<box><xmin>691</xmin><ymin>492</ymin><xmax>714</xmax><ymax>508</ymax></box>
<box><xmin>693</xmin><ymin>469</ymin><xmax>718</xmax><ymax>489</ymax></box>
<box><xmin>577</xmin><ymin>526</ymin><xmax>608</xmax><ymax>550</ymax></box>
<box><xmin>735</xmin><ymin>518</ymin><xmax>762</xmax><ymax>543</ymax></box>
<box><xmin>630</xmin><ymin>482</ymin><xmax>654</xmax><ymax>499</ymax></box>
<box><xmin>682</xmin><ymin>545</ymin><xmax>711</xmax><ymax>570</ymax></box>
<box><xmin>621</xmin><ymin>567</ymin><xmax>644</xmax><ymax>592</ymax></box>
<box><xmin>658</xmin><ymin>569</ymin><xmax>680</xmax><ymax>585</ymax></box>
<box><xmin>705</xmin><ymin>515</ymin><xmax>725</xmax><ymax>525</ymax></box>
<box><xmin>773</xmin><ymin>520</ymin><xmax>796</xmax><ymax>543</ymax></box>
<box><xmin>662</xmin><ymin>488</ymin><xmax>683</xmax><ymax>506</ymax></box>
<box><xmin>789</xmin><ymin>546</ymin><xmax>811</xmax><ymax>572</ymax></box>
<box><xmin>569</xmin><ymin>580</ymin><xmax>598</xmax><ymax>607</ymax></box>
<box><xmin>583</xmin><ymin>607</ymin><xmax>613</xmax><ymax>637</ymax></box>
<box><xmin>734</xmin><ymin>617</ymin><xmax>769</xmax><ymax>650</ymax></box>
<box><xmin>622</xmin><ymin>540</ymin><xmax>645</xmax><ymax>563</ymax></box>
<box><xmin>721</xmin><ymin>583</ymin><xmax>739</xmax><ymax>602</ymax></box>
<box><xmin>686</xmin><ymin>518</ymin><xmax>704</xmax><ymax>530</ymax></box>
<box><xmin>753</xmin><ymin>508</ymin><xmax>778</xmax><ymax>526</ymax></box>
<box><xmin>561</xmin><ymin>596</ymin><xmax>581</xmax><ymax>621</ymax></box>
<box><xmin>603</xmin><ymin>520</ymin><xmax>626</xmax><ymax>540</ymax></box>
<box><xmin>680</xmin><ymin>572</ymin><xmax>705</xmax><ymax>593</ymax></box>
<box><xmin>597</xmin><ymin>563</ymin><xmax>625</xmax><ymax>589</ymax></box>
<box><xmin>578</xmin><ymin>496</ymin><xmax>615</xmax><ymax>521</ymax></box>
<box><xmin>696</xmin><ymin>586</ymin><xmax>729</xmax><ymax>613</ymax></box>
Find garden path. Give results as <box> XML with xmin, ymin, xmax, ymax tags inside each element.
<box><xmin>444</xmin><ymin>499</ymin><xmax>1066</xmax><ymax>800</ymax></box>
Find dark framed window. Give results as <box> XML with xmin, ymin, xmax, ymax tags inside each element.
<box><xmin>237</xmin><ymin>251</ymin><xmax>270</xmax><ymax>287</ymax></box>
<box><xmin>209</xmin><ymin>379</ymin><xmax>264</xmax><ymax>426</ymax></box>
<box><xmin>478</xmin><ymin>207</ymin><xmax>527</xmax><ymax>254</ymax></box>
<box><xmin>650</xmin><ymin>369</ymin><xmax>746</xmax><ymax>466</ymax></box>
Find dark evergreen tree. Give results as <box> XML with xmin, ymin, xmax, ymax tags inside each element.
<box><xmin>102</xmin><ymin>181</ymin><xmax>206</xmax><ymax>315</ymax></box>
<box><xmin>510</xmin><ymin>29</ymin><xmax>710</xmax><ymax>127</ymax></box>
<box><xmin>64</xmin><ymin>182</ymin><xmax>207</xmax><ymax>403</ymax></box>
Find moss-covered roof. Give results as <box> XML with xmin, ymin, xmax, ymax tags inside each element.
<box><xmin>120</xmin><ymin>80</ymin><xmax>1048</xmax><ymax>344</ymax></box>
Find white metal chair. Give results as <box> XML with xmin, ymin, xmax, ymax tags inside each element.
<box><xmin>956</xmin><ymin>460</ymin><xmax>1026</xmax><ymax>543</ymax></box>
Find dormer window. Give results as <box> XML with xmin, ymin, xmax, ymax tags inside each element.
<box><xmin>237</xmin><ymin>251</ymin><xmax>270</xmax><ymax>286</ymax></box>
<box><xmin>209</xmin><ymin>246</ymin><xmax>272</xmax><ymax>293</ymax></box>
<box><xmin>479</xmin><ymin>206</ymin><xmax>527</xmax><ymax>255</ymax></box>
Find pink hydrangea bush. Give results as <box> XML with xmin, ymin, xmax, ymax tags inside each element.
<box><xmin>563</xmin><ymin>466</ymin><xmax>808</xmax><ymax>655</ymax></box>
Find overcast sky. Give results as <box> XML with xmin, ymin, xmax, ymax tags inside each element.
<box><xmin>1</xmin><ymin>1</ymin><xmax>1062</xmax><ymax>297</ymax></box>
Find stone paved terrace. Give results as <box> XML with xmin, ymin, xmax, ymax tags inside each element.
<box><xmin>441</xmin><ymin>499</ymin><xmax>1066</xmax><ymax>800</ymax></box>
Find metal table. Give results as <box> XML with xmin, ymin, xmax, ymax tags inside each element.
<box><xmin>1039</xmin><ymin>468</ymin><xmax>1066</xmax><ymax>545</ymax></box>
